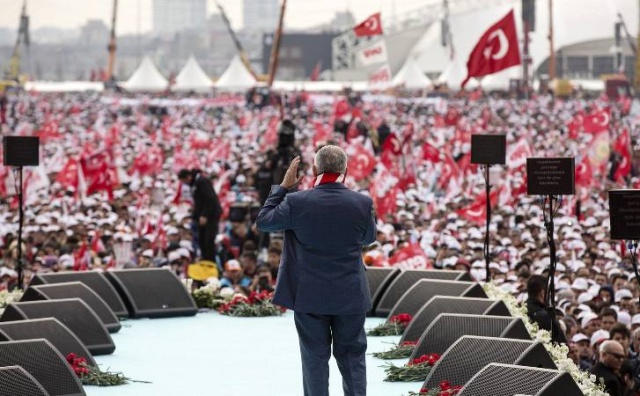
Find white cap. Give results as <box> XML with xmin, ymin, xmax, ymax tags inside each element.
<box><xmin>631</xmin><ymin>314</ymin><xmax>640</xmax><ymax>326</ymax></box>
<box><xmin>571</xmin><ymin>333</ymin><xmax>589</xmax><ymax>343</ymax></box>
<box><xmin>581</xmin><ymin>312</ymin><xmax>599</xmax><ymax>328</ymax></box>
<box><xmin>590</xmin><ymin>329</ymin><xmax>610</xmax><ymax>347</ymax></box>
<box><xmin>141</xmin><ymin>249</ymin><xmax>154</xmax><ymax>258</ymax></box>
<box><xmin>167</xmin><ymin>251</ymin><xmax>181</xmax><ymax>263</ymax></box>
<box><xmin>618</xmin><ymin>311</ymin><xmax>631</xmax><ymax>327</ymax></box>
<box><xmin>571</xmin><ymin>278</ymin><xmax>589</xmax><ymax>291</ymax></box>
<box><xmin>615</xmin><ymin>289</ymin><xmax>634</xmax><ymax>301</ymax></box>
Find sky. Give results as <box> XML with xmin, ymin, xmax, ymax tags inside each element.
<box><xmin>0</xmin><ymin>0</ymin><xmax>437</xmax><ymax>34</ymax></box>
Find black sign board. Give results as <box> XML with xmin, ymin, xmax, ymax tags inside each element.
<box><xmin>526</xmin><ymin>157</ymin><xmax>575</xmax><ymax>195</ymax></box>
<box><xmin>609</xmin><ymin>190</ymin><xmax>640</xmax><ymax>240</ymax></box>
<box><xmin>471</xmin><ymin>134</ymin><xmax>506</xmax><ymax>165</ymax></box>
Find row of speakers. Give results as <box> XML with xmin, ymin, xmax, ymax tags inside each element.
<box><xmin>366</xmin><ymin>270</ymin><xmax>583</xmax><ymax>395</ymax></box>
<box><xmin>0</xmin><ymin>268</ymin><xmax>199</xmax><ymax>396</ymax></box>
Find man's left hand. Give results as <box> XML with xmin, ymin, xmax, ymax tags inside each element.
<box><xmin>280</xmin><ymin>156</ymin><xmax>304</xmax><ymax>190</ymax></box>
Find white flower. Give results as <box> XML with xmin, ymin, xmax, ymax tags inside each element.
<box><xmin>219</xmin><ymin>288</ymin><xmax>235</xmax><ymax>298</ymax></box>
<box><xmin>483</xmin><ymin>282</ymin><xmax>607</xmax><ymax>395</ymax></box>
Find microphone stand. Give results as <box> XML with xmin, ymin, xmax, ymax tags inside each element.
<box><xmin>542</xmin><ymin>195</ymin><xmax>560</xmax><ymax>342</ymax></box>
<box><xmin>482</xmin><ymin>164</ymin><xmax>492</xmax><ymax>282</ymax></box>
<box><xmin>16</xmin><ymin>166</ymin><xmax>24</xmax><ymax>291</ymax></box>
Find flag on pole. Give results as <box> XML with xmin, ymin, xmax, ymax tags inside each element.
<box><xmin>353</xmin><ymin>13</ymin><xmax>383</xmax><ymax>37</ymax></box>
<box><xmin>310</xmin><ymin>61</ymin><xmax>322</xmax><ymax>81</ymax></box>
<box><xmin>461</xmin><ymin>9</ymin><xmax>521</xmax><ymax>88</ymax></box>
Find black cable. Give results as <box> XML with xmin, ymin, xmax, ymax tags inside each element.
<box><xmin>543</xmin><ymin>195</ymin><xmax>558</xmax><ymax>342</ymax></box>
<box><xmin>629</xmin><ymin>241</ymin><xmax>640</xmax><ymax>306</ymax></box>
<box><xmin>483</xmin><ymin>165</ymin><xmax>492</xmax><ymax>282</ymax></box>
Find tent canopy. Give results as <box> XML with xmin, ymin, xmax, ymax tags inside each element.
<box><xmin>215</xmin><ymin>55</ymin><xmax>257</xmax><ymax>92</ymax></box>
<box><xmin>392</xmin><ymin>57</ymin><xmax>432</xmax><ymax>89</ymax></box>
<box><xmin>122</xmin><ymin>56</ymin><xmax>168</xmax><ymax>92</ymax></box>
<box><xmin>173</xmin><ymin>56</ymin><xmax>213</xmax><ymax>93</ymax></box>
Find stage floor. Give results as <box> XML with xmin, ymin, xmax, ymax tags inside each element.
<box><xmin>86</xmin><ymin>312</ymin><xmax>416</xmax><ymax>396</ymax></box>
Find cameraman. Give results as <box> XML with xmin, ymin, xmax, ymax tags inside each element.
<box><xmin>250</xmin><ymin>265</ymin><xmax>274</xmax><ymax>293</ymax></box>
<box><xmin>269</xmin><ymin>120</ymin><xmax>302</xmax><ymax>186</ymax></box>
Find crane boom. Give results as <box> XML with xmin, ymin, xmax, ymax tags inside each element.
<box><xmin>106</xmin><ymin>0</ymin><xmax>118</xmax><ymax>82</ymax></box>
<box><xmin>215</xmin><ymin>1</ymin><xmax>258</xmax><ymax>79</ymax></box>
<box><xmin>5</xmin><ymin>0</ymin><xmax>28</xmax><ymax>81</ymax></box>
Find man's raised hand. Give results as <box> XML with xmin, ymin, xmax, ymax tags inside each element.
<box><xmin>280</xmin><ymin>156</ymin><xmax>304</xmax><ymax>190</ymax></box>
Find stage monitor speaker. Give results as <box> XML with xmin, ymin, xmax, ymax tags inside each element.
<box><xmin>0</xmin><ymin>299</ymin><xmax>115</xmax><ymax>355</ymax></box>
<box><xmin>21</xmin><ymin>282</ymin><xmax>121</xmax><ymax>333</ymax></box>
<box><xmin>471</xmin><ymin>134</ymin><xmax>506</xmax><ymax>165</ymax></box>
<box><xmin>387</xmin><ymin>280</ymin><xmax>486</xmax><ymax>319</ymax></box>
<box><xmin>423</xmin><ymin>336</ymin><xmax>556</xmax><ymax>391</ymax></box>
<box><xmin>30</xmin><ymin>272</ymin><xmax>128</xmax><ymax>318</ymax></box>
<box><xmin>104</xmin><ymin>268</ymin><xmax>198</xmax><ymax>318</ymax></box>
<box><xmin>3</xmin><ymin>136</ymin><xmax>40</xmax><ymax>166</ymax></box>
<box><xmin>366</xmin><ymin>267</ymin><xmax>400</xmax><ymax>315</ymax></box>
<box><xmin>401</xmin><ymin>297</ymin><xmax>511</xmax><ymax>343</ymax></box>
<box><xmin>0</xmin><ymin>366</ymin><xmax>50</xmax><ymax>396</ymax></box>
<box><xmin>0</xmin><ymin>318</ymin><xmax>96</xmax><ymax>367</ymax></box>
<box><xmin>458</xmin><ymin>363</ymin><xmax>583</xmax><ymax>396</ymax></box>
<box><xmin>374</xmin><ymin>270</ymin><xmax>472</xmax><ymax>317</ymax></box>
<box><xmin>411</xmin><ymin>314</ymin><xmax>530</xmax><ymax>357</ymax></box>
<box><xmin>0</xmin><ymin>339</ymin><xmax>85</xmax><ymax>396</ymax></box>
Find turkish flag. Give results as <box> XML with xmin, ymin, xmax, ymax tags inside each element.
<box><xmin>346</xmin><ymin>142</ymin><xmax>376</xmax><ymax>181</ymax></box>
<box><xmin>423</xmin><ymin>142</ymin><xmax>441</xmax><ymax>163</ymax></box>
<box><xmin>613</xmin><ymin>128</ymin><xmax>632</xmax><ymax>182</ymax></box>
<box><xmin>388</xmin><ymin>243</ymin><xmax>432</xmax><ymax>269</ymax></box>
<box><xmin>575</xmin><ymin>157</ymin><xmax>594</xmax><ymax>188</ymax></box>
<box><xmin>462</xmin><ymin>9</ymin><xmax>521</xmax><ymax>88</ymax></box>
<box><xmin>582</xmin><ymin>109</ymin><xmax>611</xmax><ymax>134</ymax></box>
<box><xmin>457</xmin><ymin>201</ymin><xmax>487</xmax><ymax>225</ymax></box>
<box><xmin>310</xmin><ymin>60</ymin><xmax>322</xmax><ymax>81</ymax></box>
<box><xmin>353</xmin><ymin>13</ymin><xmax>383</xmax><ymax>37</ymax></box>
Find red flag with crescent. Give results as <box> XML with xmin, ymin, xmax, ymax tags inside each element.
<box><xmin>462</xmin><ymin>9</ymin><xmax>521</xmax><ymax>88</ymax></box>
<box><xmin>353</xmin><ymin>13</ymin><xmax>383</xmax><ymax>37</ymax></box>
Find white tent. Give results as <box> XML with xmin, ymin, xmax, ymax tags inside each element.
<box><xmin>215</xmin><ymin>55</ymin><xmax>257</xmax><ymax>92</ymax></box>
<box><xmin>172</xmin><ymin>56</ymin><xmax>213</xmax><ymax>93</ymax></box>
<box><xmin>411</xmin><ymin>0</ymin><xmax>636</xmax><ymax>89</ymax></box>
<box><xmin>122</xmin><ymin>56</ymin><xmax>168</xmax><ymax>92</ymax></box>
<box><xmin>392</xmin><ymin>57</ymin><xmax>432</xmax><ymax>90</ymax></box>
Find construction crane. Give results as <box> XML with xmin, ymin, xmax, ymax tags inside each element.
<box><xmin>4</xmin><ymin>0</ymin><xmax>29</xmax><ymax>85</ymax></box>
<box><xmin>214</xmin><ymin>1</ymin><xmax>260</xmax><ymax>80</ymax></box>
<box><xmin>105</xmin><ymin>0</ymin><xmax>118</xmax><ymax>84</ymax></box>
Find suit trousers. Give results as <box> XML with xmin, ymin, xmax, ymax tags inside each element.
<box><xmin>294</xmin><ymin>311</ymin><xmax>367</xmax><ymax>396</ymax></box>
<box><xmin>197</xmin><ymin>218</ymin><xmax>218</xmax><ymax>262</ymax></box>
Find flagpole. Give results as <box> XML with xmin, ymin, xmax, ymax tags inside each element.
<box><xmin>522</xmin><ymin>20</ymin><xmax>530</xmax><ymax>99</ymax></box>
<box><xmin>548</xmin><ymin>0</ymin><xmax>556</xmax><ymax>80</ymax></box>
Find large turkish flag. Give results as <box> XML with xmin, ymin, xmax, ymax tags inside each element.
<box><xmin>462</xmin><ymin>9</ymin><xmax>521</xmax><ymax>88</ymax></box>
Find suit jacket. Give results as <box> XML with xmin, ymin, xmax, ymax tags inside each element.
<box><xmin>256</xmin><ymin>183</ymin><xmax>377</xmax><ymax>315</ymax></box>
<box><xmin>590</xmin><ymin>362</ymin><xmax>624</xmax><ymax>396</ymax></box>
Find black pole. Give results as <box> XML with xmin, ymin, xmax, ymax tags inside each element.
<box><xmin>629</xmin><ymin>241</ymin><xmax>640</xmax><ymax>305</ymax></box>
<box><xmin>483</xmin><ymin>165</ymin><xmax>492</xmax><ymax>282</ymax></box>
<box><xmin>543</xmin><ymin>195</ymin><xmax>558</xmax><ymax>341</ymax></box>
<box><xmin>16</xmin><ymin>166</ymin><xmax>24</xmax><ymax>291</ymax></box>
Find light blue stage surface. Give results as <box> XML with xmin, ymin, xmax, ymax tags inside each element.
<box><xmin>86</xmin><ymin>312</ymin><xmax>417</xmax><ymax>396</ymax></box>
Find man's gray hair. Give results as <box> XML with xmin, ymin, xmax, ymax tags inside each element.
<box><xmin>599</xmin><ymin>339</ymin><xmax>619</xmax><ymax>354</ymax></box>
<box><xmin>315</xmin><ymin>145</ymin><xmax>348</xmax><ymax>174</ymax></box>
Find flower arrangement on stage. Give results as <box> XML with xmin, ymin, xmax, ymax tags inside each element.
<box><xmin>66</xmin><ymin>353</ymin><xmax>149</xmax><ymax>386</ymax></box>
<box><xmin>217</xmin><ymin>291</ymin><xmax>286</xmax><ymax>317</ymax></box>
<box><xmin>483</xmin><ymin>282</ymin><xmax>608</xmax><ymax>396</ymax></box>
<box><xmin>0</xmin><ymin>289</ymin><xmax>23</xmax><ymax>315</ymax></box>
<box><xmin>384</xmin><ymin>353</ymin><xmax>441</xmax><ymax>382</ymax></box>
<box><xmin>367</xmin><ymin>313</ymin><xmax>413</xmax><ymax>336</ymax></box>
<box><xmin>372</xmin><ymin>340</ymin><xmax>417</xmax><ymax>359</ymax></box>
<box><xmin>191</xmin><ymin>280</ymin><xmax>228</xmax><ymax>310</ymax></box>
<box><xmin>407</xmin><ymin>381</ymin><xmax>462</xmax><ymax>395</ymax></box>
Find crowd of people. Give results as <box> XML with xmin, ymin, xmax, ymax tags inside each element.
<box><xmin>0</xmin><ymin>88</ymin><xmax>639</xmax><ymax>393</ymax></box>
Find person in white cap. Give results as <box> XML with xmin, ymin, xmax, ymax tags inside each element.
<box><xmin>572</xmin><ymin>333</ymin><xmax>593</xmax><ymax>370</ymax></box>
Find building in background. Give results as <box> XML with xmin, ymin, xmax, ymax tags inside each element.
<box><xmin>243</xmin><ymin>0</ymin><xmax>279</xmax><ymax>33</ymax></box>
<box><xmin>262</xmin><ymin>33</ymin><xmax>336</xmax><ymax>80</ymax></box>
<box><xmin>152</xmin><ymin>0</ymin><xmax>207</xmax><ymax>36</ymax></box>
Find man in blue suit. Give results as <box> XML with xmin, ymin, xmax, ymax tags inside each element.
<box><xmin>257</xmin><ymin>145</ymin><xmax>377</xmax><ymax>396</ymax></box>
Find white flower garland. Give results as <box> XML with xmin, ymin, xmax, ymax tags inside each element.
<box><xmin>483</xmin><ymin>283</ymin><xmax>609</xmax><ymax>396</ymax></box>
<box><xmin>0</xmin><ymin>290</ymin><xmax>23</xmax><ymax>316</ymax></box>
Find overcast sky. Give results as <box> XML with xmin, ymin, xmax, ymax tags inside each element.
<box><xmin>0</xmin><ymin>0</ymin><xmax>436</xmax><ymax>34</ymax></box>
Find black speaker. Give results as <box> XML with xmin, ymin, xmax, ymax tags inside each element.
<box><xmin>0</xmin><ymin>339</ymin><xmax>85</xmax><ymax>396</ymax></box>
<box><xmin>387</xmin><ymin>280</ymin><xmax>487</xmax><ymax>319</ymax></box>
<box><xmin>374</xmin><ymin>270</ymin><xmax>472</xmax><ymax>317</ymax></box>
<box><xmin>0</xmin><ymin>366</ymin><xmax>49</xmax><ymax>396</ymax></box>
<box><xmin>0</xmin><ymin>299</ymin><xmax>115</xmax><ymax>355</ymax></box>
<box><xmin>459</xmin><ymin>363</ymin><xmax>582</xmax><ymax>396</ymax></box>
<box><xmin>0</xmin><ymin>318</ymin><xmax>96</xmax><ymax>367</ymax></box>
<box><xmin>411</xmin><ymin>314</ymin><xmax>530</xmax><ymax>357</ymax></box>
<box><xmin>401</xmin><ymin>297</ymin><xmax>511</xmax><ymax>343</ymax></box>
<box><xmin>366</xmin><ymin>267</ymin><xmax>400</xmax><ymax>314</ymax></box>
<box><xmin>423</xmin><ymin>336</ymin><xmax>556</xmax><ymax>391</ymax></box>
<box><xmin>104</xmin><ymin>268</ymin><xmax>197</xmax><ymax>318</ymax></box>
<box><xmin>3</xmin><ymin>136</ymin><xmax>40</xmax><ymax>166</ymax></box>
<box><xmin>21</xmin><ymin>282</ymin><xmax>121</xmax><ymax>333</ymax></box>
<box><xmin>30</xmin><ymin>272</ymin><xmax>128</xmax><ymax>318</ymax></box>
<box><xmin>471</xmin><ymin>134</ymin><xmax>506</xmax><ymax>165</ymax></box>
